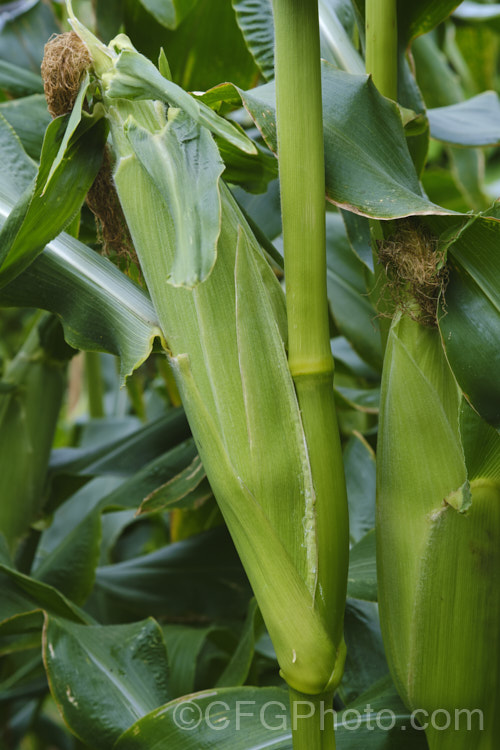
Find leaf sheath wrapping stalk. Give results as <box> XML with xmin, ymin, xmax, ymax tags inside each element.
<box><xmin>377</xmin><ymin>314</ymin><xmax>500</xmax><ymax>747</ymax></box>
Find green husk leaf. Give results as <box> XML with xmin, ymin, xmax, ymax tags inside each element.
<box><xmin>374</xmin><ymin>314</ymin><xmax>500</xmax><ymax>740</ymax></box>
<box><xmin>43</xmin><ymin>71</ymin><xmax>92</xmax><ymax>189</ymax></box>
<box><xmin>170</xmin><ymin>352</ymin><xmax>337</xmax><ymax>694</ymax></box>
<box><xmin>104</xmin><ymin>45</ymin><xmax>256</xmax><ymax>155</ymax></box>
<box><xmin>377</xmin><ymin>318</ymin><xmax>467</xmax><ymax>691</ymax></box>
<box><xmin>125</xmin><ymin>110</ymin><xmax>223</xmax><ymax>287</ymax></box>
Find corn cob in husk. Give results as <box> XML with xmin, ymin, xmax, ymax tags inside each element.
<box><xmin>377</xmin><ymin>311</ymin><xmax>500</xmax><ymax>749</ymax></box>
<box><xmin>65</xmin><ymin>9</ymin><xmax>348</xmax><ymax>696</ymax></box>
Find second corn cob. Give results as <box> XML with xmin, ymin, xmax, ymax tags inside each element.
<box><xmin>377</xmin><ymin>310</ymin><xmax>500</xmax><ymax>750</ymax></box>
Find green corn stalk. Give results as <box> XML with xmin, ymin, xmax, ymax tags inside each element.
<box><xmin>377</xmin><ymin>312</ymin><xmax>500</xmax><ymax>749</ymax></box>
<box><xmin>364</xmin><ymin>0</ymin><xmax>398</xmax><ymax>352</ymax></box>
<box><xmin>365</xmin><ymin>0</ymin><xmax>398</xmax><ymax>101</ymax></box>
<box><xmin>271</xmin><ymin>1</ymin><xmax>349</xmax><ymax>744</ymax></box>
<box><xmin>66</xmin><ymin>2</ymin><xmax>348</xmax><ymax>716</ymax></box>
<box><xmin>0</xmin><ymin>314</ymin><xmax>72</xmax><ymax>553</ymax></box>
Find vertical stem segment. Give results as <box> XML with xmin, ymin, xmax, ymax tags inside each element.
<box><xmin>289</xmin><ymin>688</ymin><xmax>337</xmax><ymax>750</ymax></box>
<box><xmin>365</xmin><ymin>0</ymin><xmax>398</xmax><ymax>350</ymax></box>
<box><xmin>272</xmin><ymin>0</ymin><xmax>349</xmax><ymax>701</ymax></box>
<box><xmin>365</xmin><ymin>0</ymin><xmax>398</xmax><ymax>100</ymax></box>
<box><xmin>273</xmin><ymin>0</ymin><xmax>330</xmax><ymax>376</ymax></box>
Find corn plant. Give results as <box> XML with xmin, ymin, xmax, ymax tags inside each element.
<box><xmin>0</xmin><ymin>1</ymin><xmax>499</xmax><ymax>749</ymax></box>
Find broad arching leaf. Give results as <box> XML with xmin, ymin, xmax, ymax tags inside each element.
<box><xmin>43</xmin><ymin>616</ymin><xmax>170</xmax><ymax>750</ymax></box>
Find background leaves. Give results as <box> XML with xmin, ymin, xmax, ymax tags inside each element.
<box><xmin>0</xmin><ymin>1</ymin><xmax>499</xmax><ymax>748</ymax></box>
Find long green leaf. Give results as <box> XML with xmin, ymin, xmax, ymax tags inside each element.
<box><xmin>102</xmin><ymin>441</ymin><xmax>205</xmax><ymax>513</ymax></box>
<box><xmin>0</xmin><ymin>0</ymin><xmax>59</xmax><ymax>73</ymax></box>
<box><xmin>459</xmin><ymin>399</ymin><xmax>500</xmax><ymax>482</ymax></box>
<box><xmin>453</xmin><ymin>2</ymin><xmax>500</xmax><ymax>29</ymax></box>
<box><xmin>398</xmin><ymin>0</ymin><xmax>462</xmax><ymax>43</ymax></box>
<box><xmin>232</xmin><ymin>0</ymin><xmax>363</xmax><ymax>80</ymax></box>
<box><xmin>43</xmin><ymin>616</ymin><xmax>170</xmax><ymax>750</ymax></box>
<box><xmin>347</xmin><ymin>530</ymin><xmax>377</xmax><ymax>602</ymax></box>
<box><xmin>428</xmin><ymin>91</ymin><xmax>500</xmax><ymax>146</ymax></box>
<box><xmin>137</xmin><ymin>453</ymin><xmax>207</xmax><ymax>514</ymax></box>
<box><xmin>231</xmin><ymin>0</ymin><xmax>275</xmax><ymax>80</ymax></box>
<box><xmin>113</xmin><ymin>678</ymin><xmax>426</xmax><ymax>749</ymax></box>
<box><xmin>215</xmin><ymin>598</ymin><xmax>263</xmax><ymax>688</ymax></box>
<box><xmin>0</xmin><ymin>545</ymin><xmax>91</xmax><ymax>630</ymax></box>
<box><xmin>0</xmin><ymin>59</ymin><xmax>43</xmax><ymax>96</ymax></box>
<box><xmin>343</xmin><ymin>434</ymin><xmax>376</xmax><ymax>546</ymax></box>
<box><xmin>326</xmin><ymin>212</ymin><xmax>382</xmax><ymax>369</ymax></box>
<box><xmin>49</xmin><ymin>411</ymin><xmax>190</xmax><ymax>481</ymax></box>
<box><xmin>0</xmin><ymin>315</ymin><xmax>73</xmax><ymax>550</ymax></box>
<box><xmin>0</xmin><ymin>197</ymin><xmax>162</xmax><ymax>383</ymax></box>
<box><xmin>89</xmin><ymin>527</ymin><xmax>252</xmax><ymax>622</ymax></box>
<box><xmin>340</xmin><ymin>599</ymin><xmax>388</xmax><ymax>706</ymax></box>
<box><xmin>0</xmin><ymin>94</ymin><xmax>52</xmax><ymax>160</ymax></box>
<box><xmin>113</xmin><ymin>686</ymin><xmax>292</xmax><ymax>750</ymax></box>
<box><xmin>147</xmin><ymin>0</ymin><xmax>259</xmax><ymax>92</ymax></box>
<box><xmin>426</xmin><ymin>211</ymin><xmax>500</xmax><ymax>429</ymax></box>
<box><xmin>32</xmin><ymin>509</ymin><xmax>101</xmax><ymax>606</ymax></box>
<box><xmin>439</xmin><ymin>259</ymin><xmax>500</xmax><ymax>429</ymax></box>
<box><xmin>204</xmin><ymin>65</ymin><xmax>458</xmax><ymax>219</ymax></box>
<box><xmin>0</xmin><ymin>114</ymin><xmax>37</xmax><ymax>196</ymax></box>
<box><xmin>162</xmin><ymin>623</ymin><xmax>216</xmax><ymax>698</ymax></box>
<box><xmin>137</xmin><ymin>0</ymin><xmax>198</xmax><ymax>29</ymax></box>
<box><xmin>0</xmin><ymin>112</ymin><xmax>107</xmax><ymax>287</ymax></box>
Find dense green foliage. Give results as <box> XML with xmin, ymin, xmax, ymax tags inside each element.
<box><xmin>0</xmin><ymin>1</ymin><xmax>499</xmax><ymax>748</ymax></box>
